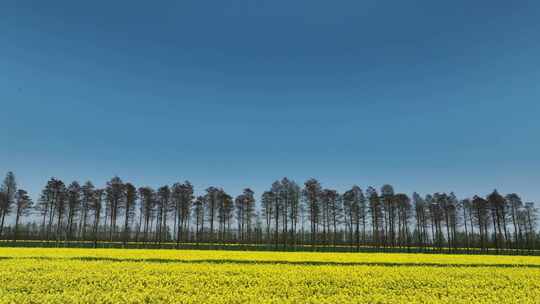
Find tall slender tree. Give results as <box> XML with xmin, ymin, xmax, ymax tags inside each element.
<box><xmin>156</xmin><ymin>185</ymin><xmax>171</xmax><ymax>244</ymax></box>
<box><xmin>394</xmin><ymin>193</ymin><xmax>412</xmax><ymax>248</ymax></box>
<box><xmin>366</xmin><ymin>187</ymin><xmax>382</xmax><ymax>247</ymax></box>
<box><xmin>506</xmin><ymin>193</ymin><xmax>523</xmax><ymax>248</ymax></box>
<box><xmin>171</xmin><ymin>181</ymin><xmax>194</xmax><ymax>246</ymax></box>
<box><xmin>53</xmin><ymin>180</ymin><xmax>67</xmax><ymax>242</ymax></box>
<box><xmin>123</xmin><ymin>183</ymin><xmax>138</xmax><ymax>246</ymax></box>
<box><xmin>472</xmin><ymin>196</ymin><xmax>490</xmax><ymax>251</ymax></box>
<box><xmin>193</xmin><ymin>196</ymin><xmax>206</xmax><ymax>244</ymax></box>
<box><xmin>105</xmin><ymin>177</ymin><xmax>125</xmax><ymax>241</ymax></box>
<box><xmin>79</xmin><ymin>181</ymin><xmax>95</xmax><ymax>240</ymax></box>
<box><xmin>0</xmin><ymin>172</ymin><xmax>17</xmax><ymax>237</ymax></box>
<box><xmin>487</xmin><ymin>190</ymin><xmax>506</xmax><ymax>251</ymax></box>
<box><xmin>380</xmin><ymin>184</ymin><xmax>395</xmax><ymax>246</ymax></box>
<box><xmin>412</xmin><ymin>192</ymin><xmax>428</xmax><ymax>248</ymax></box>
<box><xmin>66</xmin><ymin>181</ymin><xmax>82</xmax><ymax>241</ymax></box>
<box><xmin>220</xmin><ymin>191</ymin><xmax>234</xmax><ymax>242</ymax></box>
<box><xmin>205</xmin><ymin>187</ymin><xmax>220</xmax><ymax>242</ymax></box>
<box><xmin>13</xmin><ymin>189</ymin><xmax>32</xmax><ymax>241</ymax></box>
<box><xmin>90</xmin><ymin>189</ymin><xmax>104</xmax><ymax>247</ymax></box>
<box><xmin>138</xmin><ymin>187</ymin><xmax>155</xmax><ymax>243</ymax></box>
<box><xmin>261</xmin><ymin>191</ymin><xmax>275</xmax><ymax>244</ymax></box>
<box><xmin>235</xmin><ymin>188</ymin><xmax>255</xmax><ymax>243</ymax></box>
<box><xmin>303</xmin><ymin>179</ymin><xmax>321</xmax><ymax>246</ymax></box>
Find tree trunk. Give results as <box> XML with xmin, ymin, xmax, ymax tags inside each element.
<box><xmin>0</xmin><ymin>211</ymin><xmax>5</xmax><ymax>239</ymax></box>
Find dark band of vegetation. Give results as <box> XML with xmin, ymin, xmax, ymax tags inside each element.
<box><xmin>0</xmin><ymin>171</ymin><xmax>537</xmax><ymax>254</ymax></box>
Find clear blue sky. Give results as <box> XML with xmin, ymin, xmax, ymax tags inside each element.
<box><xmin>1</xmin><ymin>1</ymin><xmax>539</xmax><ymax>202</ymax></box>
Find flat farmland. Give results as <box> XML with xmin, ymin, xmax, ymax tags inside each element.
<box><xmin>1</xmin><ymin>248</ymin><xmax>539</xmax><ymax>303</ymax></box>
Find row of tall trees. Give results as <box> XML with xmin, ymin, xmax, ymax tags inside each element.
<box><xmin>0</xmin><ymin>172</ymin><xmax>538</xmax><ymax>252</ymax></box>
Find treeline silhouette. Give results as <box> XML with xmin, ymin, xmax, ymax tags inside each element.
<box><xmin>0</xmin><ymin>171</ymin><xmax>538</xmax><ymax>254</ymax></box>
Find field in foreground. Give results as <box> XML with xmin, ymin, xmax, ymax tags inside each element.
<box><xmin>1</xmin><ymin>248</ymin><xmax>540</xmax><ymax>303</ymax></box>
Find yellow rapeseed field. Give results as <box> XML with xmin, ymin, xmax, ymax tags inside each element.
<box><xmin>1</xmin><ymin>248</ymin><xmax>540</xmax><ymax>303</ymax></box>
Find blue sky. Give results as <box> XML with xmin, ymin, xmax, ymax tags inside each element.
<box><xmin>1</xmin><ymin>1</ymin><xmax>539</xmax><ymax>202</ymax></box>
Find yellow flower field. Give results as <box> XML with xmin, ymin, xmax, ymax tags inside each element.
<box><xmin>1</xmin><ymin>248</ymin><xmax>539</xmax><ymax>303</ymax></box>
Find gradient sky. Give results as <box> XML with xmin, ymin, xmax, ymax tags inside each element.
<box><xmin>1</xmin><ymin>1</ymin><xmax>539</xmax><ymax>203</ymax></box>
